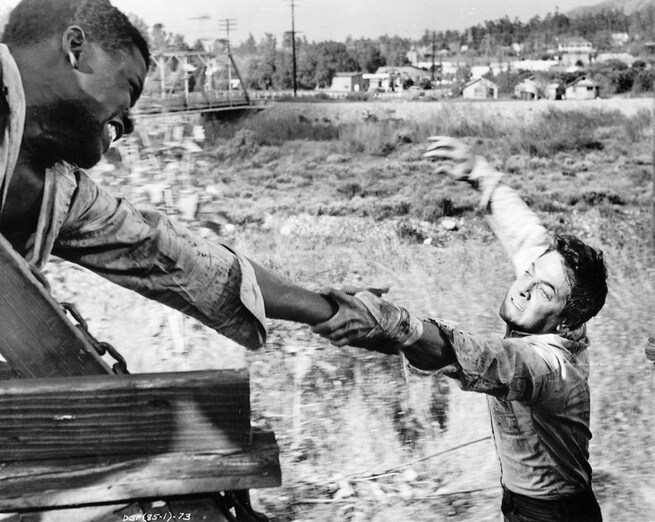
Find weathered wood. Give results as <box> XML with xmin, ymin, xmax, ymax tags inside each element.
<box><xmin>0</xmin><ymin>234</ymin><xmax>110</xmax><ymax>378</ymax></box>
<box><xmin>0</xmin><ymin>430</ymin><xmax>280</xmax><ymax>511</ymax></box>
<box><xmin>0</xmin><ymin>370</ymin><xmax>251</xmax><ymax>460</ymax></box>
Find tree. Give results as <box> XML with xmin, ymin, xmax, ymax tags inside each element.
<box><xmin>347</xmin><ymin>38</ymin><xmax>386</xmax><ymax>73</ymax></box>
<box><xmin>378</xmin><ymin>35</ymin><xmax>411</xmax><ymax>66</ymax></box>
<box><xmin>311</xmin><ymin>41</ymin><xmax>358</xmax><ymax>88</ymax></box>
<box><xmin>238</xmin><ymin>34</ymin><xmax>258</xmax><ymax>55</ymax></box>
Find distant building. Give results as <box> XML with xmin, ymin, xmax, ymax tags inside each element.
<box><xmin>363</xmin><ymin>66</ymin><xmax>429</xmax><ymax>92</ymax></box>
<box><xmin>611</xmin><ymin>32</ymin><xmax>630</xmax><ymax>47</ymax></box>
<box><xmin>330</xmin><ymin>72</ymin><xmax>366</xmax><ymax>92</ymax></box>
<box><xmin>514</xmin><ymin>76</ymin><xmax>564</xmax><ymax>100</ymax></box>
<box><xmin>565</xmin><ymin>76</ymin><xmax>600</xmax><ymax>100</ymax></box>
<box><xmin>363</xmin><ymin>72</ymin><xmax>399</xmax><ymax>92</ymax></box>
<box><xmin>596</xmin><ymin>53</ymin><xmax>637</xmax><ymax>66</ymax></box>
<box><xmin>470</xmin><ymin>62</ymin><xmax>513</xmax><ymax>79</ymax></box>
<box><xmin>558</xmin><ymin>37</ymin><xmax>595</xmax><ymax>67</ymax></box>
<box><xmin>511</xmin><ymin>59</ymin><xmax>560</xmax><ymax>72</ymax></box>
<box><xmin>462</xmin><ymin>77</ymin><xmax>499</xmax><ymax>99</ymax></box>
<box><xmin>376</xmin><ymin>66</ymin><xmax>428</xmax><ymax>87</ymax></box>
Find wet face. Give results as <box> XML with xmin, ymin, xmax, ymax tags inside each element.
<box><xmin>29</xmin><ymin>41</ymin><xmax>146</xmax><ymax>169</ymax></box>
<box><xmin>499</xmin><ymin>251</ymin><xmax>571</xmax><ymax>334</ymax></box>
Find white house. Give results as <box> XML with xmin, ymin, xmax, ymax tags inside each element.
<box><xmin>566</xmin><ymin>76</ymin><xmax>600</xmax><ymax>100</ymax></box>
<box><xmin>462</xmin><ymin>77</ymin><xmax>499</xmax><ymax>99</ymax></box>
<box><xmin>514</xmin><ymin>77</ymin><xmax>564</xmax><ymax>100</ymax></box>
<box><xmin>330</xmin><ymin>72</ymin><xmax>366</xmax><ymax>92</ymax></box>
<box><xmin>558</xmin><ymin>37</ymin><xmax>595</xmax><ymax>67</ymax></box>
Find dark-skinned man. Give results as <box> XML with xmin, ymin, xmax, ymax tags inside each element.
<box><xmin>0</xmin><ymin>0</ymin><xmax>338</xmax><ymax>352</ymax></box>
<box><xmin>314</xmin><ymin>137</ymin><xmax>607</xmax><ymax>522</ymax></box>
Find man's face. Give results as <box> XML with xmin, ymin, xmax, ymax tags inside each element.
<box><xmin>32</xmin><ymin>43</ymin><xmax>146</xmax><ymax>168</ymax></box>
<box><xmin>499</xmin><ymin>251</ymin><xmax>571</xmax><ymax>334</ymax></box>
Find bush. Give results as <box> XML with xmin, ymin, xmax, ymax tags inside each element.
<box><xmin>507</xmin><ymin>108</ymin><xmax>625</xmax><ymax>156</ymax></box>
<box><xmin>624</xmin><ymin>108</ymin><xmax>654</xmax><ymax>142</ymax></box>
<box><xmin>337</xmin><ymin>121</ymin><xmax>420</xmax><ymax>156</ymax></box>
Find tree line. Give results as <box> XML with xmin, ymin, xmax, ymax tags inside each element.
<box><xmin>52</xmin><ymin>7</ymin><xmax>655</xmax><ymax>93</ymax></box>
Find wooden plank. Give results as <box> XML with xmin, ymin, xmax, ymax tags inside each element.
<box><xmin>0</xmin><ymin>234</ymin><xmax>110</xmax><ymax>378</ymax></box>
<box><xmin>0</xmin><ymin>370</ymin><xmax>252</xmax><ymax>460</ymax></box>
<box><xmin>0</xmin><ymin>430</ymin><xmax>280</xmax><ymax>511</ymax></box>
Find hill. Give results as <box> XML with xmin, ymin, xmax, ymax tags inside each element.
<box><xmin>567</xmin><ymin>0</ymin><xmax>655</xmax><ymax>16</ymax></box>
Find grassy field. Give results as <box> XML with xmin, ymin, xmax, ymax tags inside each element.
<box><xmin>47</xmin><ymin>98</ymin><xmax>654</xmax><ymax>521</ymax></box>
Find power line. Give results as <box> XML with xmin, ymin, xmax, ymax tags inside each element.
<box><xmin>218</xmin><ymin>18</ymin><xmax>237</xmax><ymax>49</ymax></box>
<box><xmin>286</xmin><ymin>0</ymin><xmax>299</xmax><ymax>97</ymax></box>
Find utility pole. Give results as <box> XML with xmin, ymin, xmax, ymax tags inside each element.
<box><xmin>431</xmin><ymin>31</ymin><xmax>436</xmax><ymax>85</ymax></box>
<box><xmin>288</xmin><ymin>0</ymin><xmax>299</xmax><ymax>96</ymax></box>
<box><xmin>219</xmin><ymin>18</ymin><xmax>236</xmax><ymax>99</ymax></box>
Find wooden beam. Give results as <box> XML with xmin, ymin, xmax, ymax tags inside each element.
<box><xmin>0</xmin><ymin>370</ymin><xmax>252</xmax><ymax>461</ymax></box>
<box><xmin>0</xmin><ymin>234</ymin><xmax>110</xmax><ymax>378</ymax></box>
<box><xmin>0</xmin><ymin>430</ymin><xmax>280</xmax><ymax>511</ymax></box>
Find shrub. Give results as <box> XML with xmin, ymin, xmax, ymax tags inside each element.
<box><xmin>624</xmin><ymin>108</ymin><xmax>654</xmax><ymax>142</ymax></box>
<box><xmin>507</xmin><ymin>108</ymin><xmax>625</xmax><ymax>156</ymax></box>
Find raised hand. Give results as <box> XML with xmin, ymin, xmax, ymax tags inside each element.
<box><xmin>423</xmin><ymin>136</ymin><xmax>503</xmax><ymax>205</ymax></box>
<box><xmin>423</xmin><ymin>136</ymin><xmax>476</xmax><ymax>181</ymax></box>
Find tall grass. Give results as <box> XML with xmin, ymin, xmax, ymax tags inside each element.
<box><xmin>205</xmin><ymin>104</ymin><xmax>652</xmax><ymax>159</ymax></box>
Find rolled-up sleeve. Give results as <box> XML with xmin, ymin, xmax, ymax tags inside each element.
<box><xmin>428</xmin><ymin>319</ymin><xmax>555</xmax><ymax>404</ymax></box>
<box><xmin>53</xmin><ymin>170</ymin><xmax>266</xmax><ymax>350</ymax></box>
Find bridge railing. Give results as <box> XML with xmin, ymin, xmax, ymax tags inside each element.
<box><xmin>134</xmin><ymin>90</ymin><xmax>251</xmax><ymax>115</ymax></box>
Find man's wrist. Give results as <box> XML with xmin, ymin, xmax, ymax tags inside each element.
<box><xmin>355</xmin><ymin>292</ymin><xmax>423</xmax><ymax>350</ymax></box>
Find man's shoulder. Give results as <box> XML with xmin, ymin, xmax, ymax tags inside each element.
<box><xmin>523</xmin><ymin>332</ymin><xmax>590</xmax><ymax>376</ymax></box>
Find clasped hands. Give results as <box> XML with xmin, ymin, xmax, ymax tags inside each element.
<box><xmin>312</xmin><ymin>286</ymin><xmax>423</xmax><ymax>355</ymax></box>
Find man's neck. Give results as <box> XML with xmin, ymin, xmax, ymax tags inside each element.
<box><xmin>0</xmin><ymin>149</ymin><xmax>46</xmax><ymax>240</ymax></box>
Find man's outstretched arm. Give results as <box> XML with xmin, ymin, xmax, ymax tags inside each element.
<box><xmin>313</xmin><ymin>288</ymin><xmax>456</xmax><ymax>371</ymax></box>
<box><xmin>249</xmin><ymin>259</ymin><xmax>337</xmax><ymax>325</ymax></box>
<box><xmin>313</xmin><ymin>289</ymin><xmax>549</xmax><ymax>403</ymax></box>
<box><xmin>424</xmin><ymin>137</ymin><xmax>551</xmax><ymax>275</ymax></box>
<box><xmin>53</xmin><ymin>169</ymin><xmax>337</xmax><ymax>349</ymax></box>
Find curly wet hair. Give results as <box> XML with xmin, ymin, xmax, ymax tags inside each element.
<box><xmin>545</xmin><ymin>234</ymin><xmax>608</xmax><ymax>330</ymax></box>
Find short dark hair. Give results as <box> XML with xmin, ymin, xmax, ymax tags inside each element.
<box><xmin>545</xmin><ymin>234</ymin><xmax>608</xmax><ymax>330</ymax></box>
<box><xmin>2</xmin><ymin>0</ymin><xmax>150</xmax><ymax>68</ymax></box>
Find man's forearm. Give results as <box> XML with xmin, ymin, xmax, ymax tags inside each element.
<box><xmin>400</xmin><ymin>321</ymin><xmax>456</xmax><ymax>371</ymax></box>
<box><xmin>250</xmin><ymin>260</ymin><xmax>338</xmax><ymax>325</ymax></box>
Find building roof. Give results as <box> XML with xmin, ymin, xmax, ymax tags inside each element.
<box><xmin>464</xmin><ymin>77</ymin><xmax>499</xmax><ymax>89</ymax></box>
<box><xmin>558</xmin><ymin>36</ymin><xmax>593</xmax><ymax>47</ymax></box>
<box><xmin>375</xmin><ymin>66</ymin><xmax>427</xmax><ymax>79</ymax></box>
<box><xmin>567</xmin><ymin>76</ymin><xmax>598</xmax><ymax>87</ymax></box>
<box><xmin>334</xmin><ymin>72</ymin><xmax>364</xmax><ymax>77</ymax></box>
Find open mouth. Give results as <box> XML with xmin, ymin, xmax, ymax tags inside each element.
<box><xmin>107</xmin><ymin>121</ymin><xmax>123</xmax><ymax>142</ymax></box>
<box><xmin>511</xmin><ymin>298</ymin><xmax>524</xmax><ymax>312</ymax></box>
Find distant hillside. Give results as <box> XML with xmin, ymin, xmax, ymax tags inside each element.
<box><xmin>567</xmin><ymin>0</ymin><xmax>655</xmax><ymax>16</ymax></box>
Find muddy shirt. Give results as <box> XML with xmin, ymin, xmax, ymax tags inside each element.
<box><xmin>428</xmin><ymin>168</ymin><xmax>595</xmax><ymax>499</ymax></box>
<box><xmin>0</xmin><ymin>44</ymin><xmax>265</xmax><ymax>349</ymax></box>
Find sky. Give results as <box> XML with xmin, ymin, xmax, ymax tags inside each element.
<box><xmin>3</xmin><ymin>0</ymin><xmax>601</xmax><ymax>45</ymax></box>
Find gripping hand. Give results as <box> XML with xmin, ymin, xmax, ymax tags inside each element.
<box><xmin>313</xmin><ymin>288</ymin><xmax>423</xmax><ymax>355</ymax></box>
